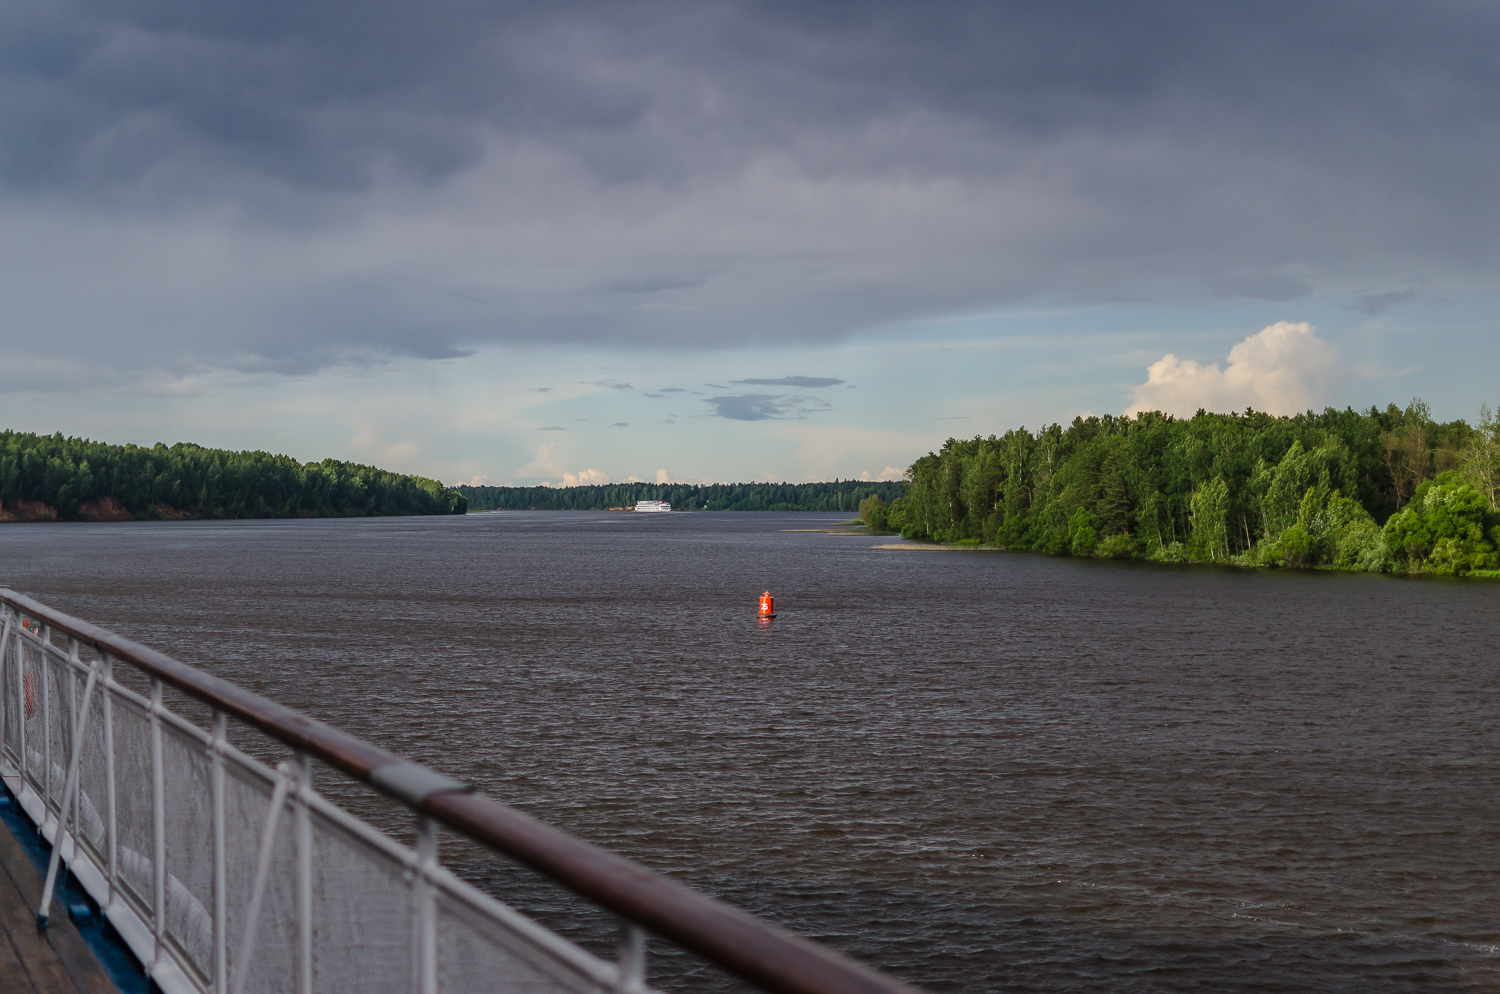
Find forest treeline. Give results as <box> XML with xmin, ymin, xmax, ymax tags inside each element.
<box><xmin>0</xmin><ymin>431</ymin><xmax>466</xmax><ymax>521</ymax></box>
<box><xmin>458</xmin><ymin>480</ymin><xmax>905</xmax><ymax>512</ymax></box>
<box><xmin>863</xmin><ymin>402</ymin><xmax>1500</xmax><ymax>576</ymax></box>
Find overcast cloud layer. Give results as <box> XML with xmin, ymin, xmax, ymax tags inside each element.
<box><xmin>2</xmin><ymin>0</ymin><xmax>1498</xmax><ymax>386</ymax></box>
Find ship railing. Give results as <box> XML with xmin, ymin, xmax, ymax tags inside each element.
<box><xmin>0</xmin><ymin>589</ymin><xmax>916</xmax><ymax>994</ymax></box>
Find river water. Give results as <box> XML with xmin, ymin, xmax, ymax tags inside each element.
<box><xmin>1</xmin><ymin>511</ymin><xmax>1498</xmax><ymax>992</ymax></box>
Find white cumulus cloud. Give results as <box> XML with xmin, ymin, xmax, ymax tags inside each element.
<box><xmin>561</xmin><ymin>468</ymin><xmax>608</xmax><ymax>486</ymax></box>
<box><xmin>515</xmin><ymin>444</ymin><xmax>608</xmax><ymax>486</ymax></box>
<box><xmin>1126</xmin><ymin>321</ymin><xmax>1342</xmax><ymax>417</ymax></box>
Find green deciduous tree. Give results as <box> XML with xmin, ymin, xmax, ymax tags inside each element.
<box><xmin>1463</xmin><ymin>404</ymin><xmax>1500</xmax><ymax>510</ymax></box>
<box><xmin>1382</xmin><ymin>479</ymin><xmax>1500</xmax><ymax>574</ymax></box>
<box><xmin>1189</xmin><ymin>476</ymin><xmax>1231</xmax><ymax>562</ymax></box>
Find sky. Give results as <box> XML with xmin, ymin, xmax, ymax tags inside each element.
<box><xmin>2</xmin><ymin>1</ymin><xmax>1498</xmax><ymax>486</ymax></box>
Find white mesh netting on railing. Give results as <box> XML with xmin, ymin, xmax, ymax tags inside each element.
<box><xmin>0</xmin><ymin>609</ymin><xmax>641</xmax><ymax>994</ymax></box>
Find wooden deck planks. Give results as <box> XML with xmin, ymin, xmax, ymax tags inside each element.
<box><xmin>0</xmin><ymin>814</ymin><xmax>119</xmax><ymax>994</ymax></box>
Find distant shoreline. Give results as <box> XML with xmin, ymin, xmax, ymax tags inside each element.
<box><xmin>0</xmin><ymin>429</ymin><xmax>464</xmax><ymax>522</ymax></box>
<box><xmin>456</xmin><ymin>480</ymin><xmax>904</xmax><ymax>513</ymax></box>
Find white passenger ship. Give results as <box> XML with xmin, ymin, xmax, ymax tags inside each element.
<box><xmin>634</xmin><ymin>499</ymin><xmax>672</xmax><ymax>512</ymax></box>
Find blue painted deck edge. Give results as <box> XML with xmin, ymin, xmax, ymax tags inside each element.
<box><xmin>0</xmin><ymin>785</ymin><xmax>150</xmax><ymax>994</ymax></box>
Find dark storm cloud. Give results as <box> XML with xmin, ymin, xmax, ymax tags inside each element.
<box><xmin>706</xmin><ymin>394</ymin><xmax>787</xmax><ymax>422</ymax></box>
<box><xmin>706</xmin><ymin>392</ymin><xmax>831</xmax><ymax>421</ymax></box>
<box><xmin>1353</xmin><ymin>290</ymin><xmax>1419</xmax><ymax>316</ymax></box>
<box><xmin>2</xmin><ymin>1</ymin><xmax>1499</xmax><ymax>378</ymax></box>
<box><xmin>733</xmin><ymin>376</ymin><xmax>845</xmax><ymax>388</ymax></box>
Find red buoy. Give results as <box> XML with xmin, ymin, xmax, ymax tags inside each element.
<box><xmin>758</xmin><ymin>591</ymin><xmax>776</xmax><ymax>618</ymax></box>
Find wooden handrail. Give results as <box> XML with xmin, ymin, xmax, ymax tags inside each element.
<box><xmin>0</xmin><ymin>588</ymin><xmax>921</xmax><ymax>994</ymax></box>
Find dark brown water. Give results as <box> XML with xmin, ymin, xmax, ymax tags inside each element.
<box><xmin>2</xmin><ymin>512</ymin><xmax>1499</xmax><ymax>992</ymax></box>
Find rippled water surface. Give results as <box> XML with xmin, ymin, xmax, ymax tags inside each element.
<box><xmin>2</xmin><ymin>512</ymin><xmax>1499</xmax><ymax>992</ymax></box>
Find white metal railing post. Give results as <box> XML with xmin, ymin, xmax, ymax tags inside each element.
<box><xmin>296</xmin><ymin>752</ymin><xmax>313</xmax><ymax>994</ymax></box>
<box><xmin>37</xmin><ymin>665</ymin><xmax>98</xmax><ymax>924</ymax></box>
<box><xmin>68</xmin><ymin>639</ymin><xmax>80</xmax><ymax>851</ymax></box>
<box><xmin>213</xmin><ymin>710</ymin><xmax>228</xmax><ymax>994</ymax></box>
<box><xmin>103</xmin><ymin>655</ymin><xmax>117</xmax><ymax>909</ymax></box>
<box><xmin>150</xmin><ymin>677</ymin><xmax>167</xmax><ymax>968</ymax></box>
<box><xmin>0</xmin><ymin>613</ymin><xmax>11</xmax><ymax>765</ymax></box>
<box><xmin>41</xmin><ymin>624</ymin><xmax>51</xmax><ymax>810</ymax></box>
<box><xmin>616</xmin><ymin>921</ymin><xmax>647</xmax><ymax>994</ymax></box>
<box><xmin>416</xmin><ymin>816</ymin><xmax>439</xmax><ymax>994</ymax></box>
<box><xmin>14</xmin><ymin>618</ymin><xmax>25</xmax><ymax>785</ymax></box>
